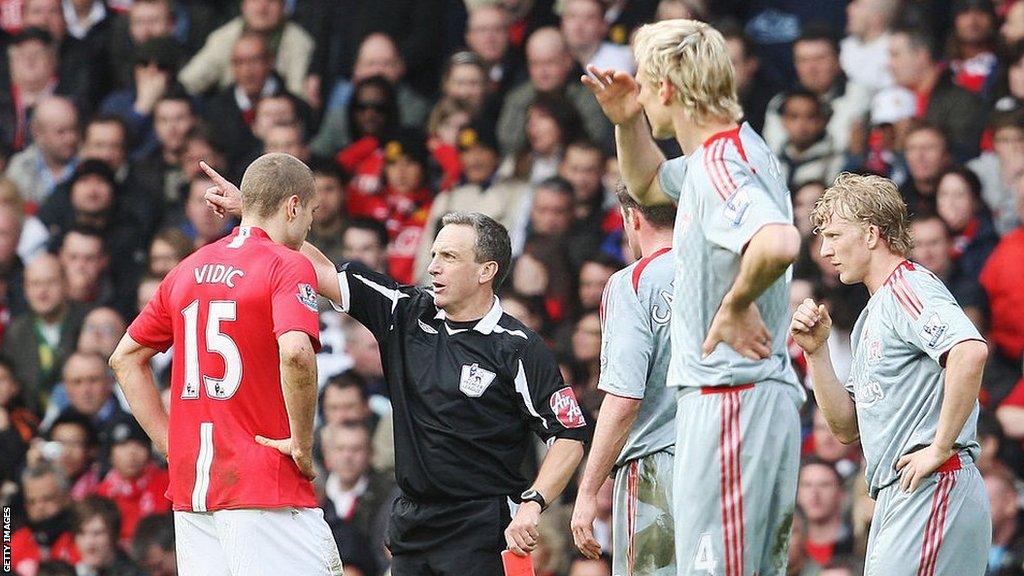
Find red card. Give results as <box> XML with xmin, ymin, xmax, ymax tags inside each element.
<box><xmin>501</xmin><ymin>550</ymin><xmax>535</xmax><ymax>576</ymax></box>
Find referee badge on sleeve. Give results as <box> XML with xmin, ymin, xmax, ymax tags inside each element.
<box><xmin>460</xmin><ymin>363</ymin><xmax>496</xmax><ymax>397</ymax></box>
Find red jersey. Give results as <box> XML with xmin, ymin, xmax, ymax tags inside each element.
<box><xmin>127</xmin><ymin>226</ymin><xmax>321</xmax><ymax>511</ymax></box>
<box><xmin>96</xmin><ymin>463</ymin><xmax>172</xmax><ymax>544</ymax></box>
<box><xmin>10</xmin><ymin>528</ymin><xmax>78</xmax><ymax>576</ymax></box>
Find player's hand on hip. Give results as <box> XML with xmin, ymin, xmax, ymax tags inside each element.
<box><xmin>200</xmin><ymin>161</ymin><xmax>243</xmax><ymax>219</ymax></box>
<box><xmin>570</xmin><ymin>492</ymin><xmax>602</xmax><ymax>559</ymax></box>
<box><xmin>896</xmin><ymin>444</ymin><xmax>954</xmax><ymax>493</ymax></box>
<box><xmin>581</xmin><ymin>65</ymin><xmax>643</xmax><ymax>126</ymax></box>
<box><xmin>789</xmin><ymin>299</ymin><xmax>832</xmax><ymax>355</ymax></box>
<box><xmin>255</xmin><ymin>435</ymin><xmax>316</xmax><ymax>480</ymax></box>
<box><xmin>702</xmin><ymin>301</ymin><xmax>772</xmax><ymax>360</ymax></box>
<box><xmin>505</xmin><ymin>501</ymin><xmax>542</xmax><ymax>557</ymax></box>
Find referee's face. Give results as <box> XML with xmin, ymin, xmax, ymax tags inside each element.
<box><xmin>427</xmin><ymin>224</ymin><xmax>490</xmax><ymax>309</ymax></box>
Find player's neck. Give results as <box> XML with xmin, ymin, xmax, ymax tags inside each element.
<box><xmin>863</xmin><ymin>253</ymin><xmax>909</xmax><ymax>295</ymax></box>
<box><xmin>239</xmin><ymin>217</ymin><xmax>288</xmax><ymax>247</ymax></box>
<box><xmin>674</xmin><ymin>115</ymin><xmax>739</xmax><ymax>155</ymax></box>
<box><xmin>639</xmin><ymin>231</ymin><xmax>673</xmax><ymax>258</ymax></box>
<box><xmin>442</xmin><ymin>290</ymin><xmax>495</xmax><ymax>322</ymax></box>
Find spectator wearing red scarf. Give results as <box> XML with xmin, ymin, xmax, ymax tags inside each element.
<box><xmin>935</xmin><ymin>167</ymin><xmax>1000</xmax><ymax>279</ymax></box>
<box><xmin>95</xmin><ymin>420</ymin><xmax>170</xmax><ymax>546</ymax></box>
<box><xmin>379</xmin><ymin>135</ymin><xmax>434</xmax><ymax>285</ymax></box>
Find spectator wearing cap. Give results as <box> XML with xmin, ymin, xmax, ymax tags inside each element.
<box><xmin>948</xmin><ymin>0</ymin><xmax>1000</xmax><ymax>102</ymax></box>
<box><xmin>4</xmin><ymin>95</ymin><xmax>80</xmax><ymax>208</ymax></box>
<box><xmin>888</xmin><ymin>25</ymin><xmax>987</xmax><ymax>160</ymax></box>
<box><xmin>561</xmin><ymin>0</ymin><xmax>635</xmax><ymax>76</ymax></box>
<box><xmin>374</xmin><ymin>135</ymin><xmax>434</xmax><ymax>284</ymax></box>
<box><xmin>969</xmin><ymin>113</ymin><xmax>1024</xmax><ymax>234</ymax></box>
<box><xmin>200</xmin><ymin>32</ymin><xmax>313</xmax><ymax>174</ymax></box>
<box><xmin>840</xmin><ymin>0</ymin><xmax>897</xmax><ymax>94</ymax></box>
<box><xmin>1</xmin><ymin>254</ymin><xmax>86</xmax><ymax>413</ymax></box>
<box><xmin>311</xmin><ymin>33</ymin><xmax>432</xmax><ymax>159</ymax></box>
<box><xmin>95</xmin><ymin>418</ymin><xmax>170</xmax><ymax>545</ymax></box>
<box><xmin>177</xmin><ymin>0</ymin><xmax>313</xmax><ymax>100</ymax></box>
<box><xmin>776</xmin><ymin>89</ymin><xmax>847</xmax><ymax>192</ymax></box>
<box><xmin>763</xmin><ymin>24</ymin><xmax>872</xmax><ymax>155</ymax></box>
<box><xmin>71</xmin><ymin>495</ymin><xmax>143</xmax><ymax>576</ymax></box>
<box><xmin>497</xmin><ymin>27</ymin><xmax>613</xmax><ymax>156</ymax></box>
<box><xmin>414</xmin><ymin>123</ymin><xmax>531</xmax><ymax>282</ymax></box>
<box><xmin>856</xmin><ymin>86</ymin><xmax>915</xmax><ymax>182</ymax></box>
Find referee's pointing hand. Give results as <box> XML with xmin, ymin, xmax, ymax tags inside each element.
<box><xmin>505</xmin><ymin>501</ymin><xmax>542</xmax><ymax>557</ymax></box>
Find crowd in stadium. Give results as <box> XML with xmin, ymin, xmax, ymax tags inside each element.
<box><xmin>2</xmin><ymin>0</ymin><xmax>1024</xmax><ymax>574</ymax></box>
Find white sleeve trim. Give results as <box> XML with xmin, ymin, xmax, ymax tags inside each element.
<box><xmin>515</xmin><ymin>359</ymin><xmax>548</xmax><ymax>430</ymax></box>
<box><xmin>329</xmin><ymin>271</ymin><xmax>351</xmax><ymax>313</ymax></box>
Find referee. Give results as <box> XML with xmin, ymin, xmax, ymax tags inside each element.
<box><xmin>203</xmin><ymin>167</ymin><xmax>590</xmax><ymax>574</ymax></box>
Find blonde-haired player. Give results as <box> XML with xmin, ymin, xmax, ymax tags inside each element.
<box><xmin>791</xmin><ymin>173</ymin><xmax>990</xmax><ymax>576</ymax></box>
<box><xmin>583</xmin><ymin>19</ymin><xmax>804</xmax><ymax>575</ymax></box>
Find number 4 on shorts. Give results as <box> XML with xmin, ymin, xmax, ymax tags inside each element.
<box><xmin>693</xmin><ymin>533</ymin><xmax>718</xmax><ymax>575</ymax></box>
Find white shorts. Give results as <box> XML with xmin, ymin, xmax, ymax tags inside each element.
<box><xmin>174</xmin><ymin>507</ymin><xmax>344</xmax><ymax>576</ymax></box>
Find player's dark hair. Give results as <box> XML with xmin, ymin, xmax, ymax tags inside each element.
<box><xmin>441</xmin><ymin>211</ymin><xmax>513</xmax><ymax>290</ymax></box>
<box><xmin>615</xmin><ymin>182</ymin><xmax>676</xmax><ymax>229</ymax></box>
<box><xmin>132</xmin><ymin>513</ymin><xmax>175</xmax><ymax>559</ymax></box>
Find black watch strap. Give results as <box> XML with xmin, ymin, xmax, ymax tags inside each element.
<box><xmin>520</xmin><ymin>489</ymin><xmax>547</xmax><ymax>511</ymax></box>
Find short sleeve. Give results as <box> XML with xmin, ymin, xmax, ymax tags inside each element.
<box><xmin>513</xmin><ymin>337</ymin><xmax>592</xmax><ymax>445</ymax></box>
<box><xmin>890</xmin><ymin>274</ymin><xmax>984</xmax><ymax>366</ymax></box>
<box><xmin>127</xmin><ymin>273</ymin><xmax>174</xmax><ymax>352</ymax></box>
<box><xmin>700</xmin><ymin>178</ymin><xmax>789</xmax><ymax>255</ymax></box>
<box><xmin>271</xmin><ymin>252</ymin><xmax>322</xmax><ymax>352</ymax></box>
<box><xmin>331</xmin><ymin>261</ymin><xmax>411</xmax><ymax>341</ymax></box>
<box><xmin>597</xmin><ymin>272</ymin><xmax>652</xmax><ymax>399</ymax></box>
<box><xmin>657</xmin><ymin>156</ymin><xmax>687</xmax><ymax>201</ymax></box>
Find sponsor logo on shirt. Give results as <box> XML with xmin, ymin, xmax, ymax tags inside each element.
<box><xmin>417</xmin><ymin>319</ymin><xmax>438</xmax><ymax>334</ymax></box>
<box><xmin>297</xmin><ymin>283</ymin><xmax>318</xmax><ymax>312</ymax></box>
<box><xmin>920</xmin><ymin>313</ymin><xmax>948</xmax><ymax>349</ymax></box>
<box><xmin>723</xmin><ymin>188</ymin><xmax>752</xmax><ymax>227</ymax></box>
<box><xmin>550</xmin><ymin>387</ymin><xmax>586</xmax><ymax>428</ymax></box>
<box><xmin>459</xmin><ymin>363</ymin><xmax>496</xmax><ymax>397</ymax></box>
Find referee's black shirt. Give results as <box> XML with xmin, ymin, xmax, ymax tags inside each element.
<box><xmin>332</xmin><ymin>261</ymin><xmax>592</xmax><ymax>502</ymax></box>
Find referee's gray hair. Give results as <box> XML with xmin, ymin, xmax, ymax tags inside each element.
<box><xmin>441</xmin><ymin>212</ymin><xmax>512</xmax><ymax>290</ymax></box>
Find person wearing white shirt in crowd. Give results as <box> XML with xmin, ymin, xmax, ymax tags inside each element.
<box><xmin>561</xmin><ymin>0</ymin><xmax>635</xmax><ymax>75</ymax></box>
<box><xmin>840</xmin><ymin>0</ymin><xmax>897</xmax><ymax>94</ymax></box>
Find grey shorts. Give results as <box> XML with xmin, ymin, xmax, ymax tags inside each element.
<box><xmin>612</xmin><ymin>450</ymin><xmax>675</xmax><ymax>576</ymax></box>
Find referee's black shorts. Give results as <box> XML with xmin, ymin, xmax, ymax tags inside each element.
<box><xmin>388</xmin><ymin>493</ymin><xmax>513</xmax><ymax>576</ymax></box>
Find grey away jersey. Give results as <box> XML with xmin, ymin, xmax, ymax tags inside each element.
<box><xmin>597</xmin><ymin>247</ymin><xmax>676</xmax><ymax>467</ymax></box>
<box><xmin>657</xmin><ymin>123</ymin><xmax>802</xmax><ymax>395</ymax></box>
<box><xmin>848</xmin><ymin>260</ymin><xmax>984</xmax><ymax>497</ymax></box>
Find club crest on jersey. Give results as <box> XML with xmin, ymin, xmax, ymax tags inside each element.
<box><xmin>460</xmin><ymin>363</ymin><xmax>496</xmax><ymax>397</ymax></box>
<box><xmin>550</xmin><ymin>387</ymin><xmax>586</xmax><ymax>428</ymax></box>
<box><xmin>921</xmin><ymin>313</ymin><xmax>948</xmax><ymax>349</ymax></box>
<box><xmin>297</xmin><ymin>283</ymin><xmax>318</xmax><ymax>311</ymax></box>
<box><xmin>723</xmin><ymin>188</ymin><xmax>752</xmax><ymax>227</ymax></box>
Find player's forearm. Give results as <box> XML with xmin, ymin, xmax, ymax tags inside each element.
<box><xmin>111</xmin><ymin>356</ymin><xmax>169</xmax><ymax>453</ymax></box>
<box><xmin>724</xmin><ymin>224</ymin><xmax>801</xmax><ymax>310</ymax></box>
<box><xmin>280</xmin><ymin>349</ymin><xmax>319</xmax><ymax>453</ymax></box>
<box><xmin>577</xmin><ymin>395</ymin><xmax>640</xmax><ymax>496</ymax></box>
<box><xmin>300</xmin><ymin>241</ymin><xmax>342</xmax><ymax>304</ymax></box>
<box><xmin>530</xmin><ymin>438</ymin><xmax>585</xmax><ymax>504</ymax></box>
<box><xmin>616</xmin><ymin>116</ymin><xmax>670</xmax><ymax>206</ymax></box>
<box><xmin>933</xmin><ymin>340</ymin><xmax>987</xmax><ymax>452</ymax></box>
<box><xmin>805</xmin><ymin>347</ymin><xmax>860</xmax><ymax>444</ymax></box>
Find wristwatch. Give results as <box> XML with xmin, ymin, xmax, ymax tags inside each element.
<box><xmin>520</xmin><ymin>489</ymin><xmax>547</xmax><ymax>511</ymax></box>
